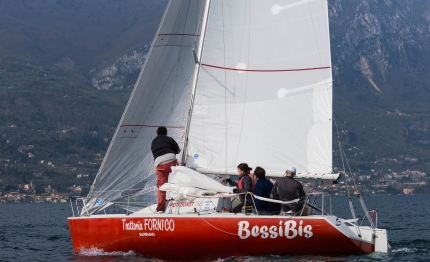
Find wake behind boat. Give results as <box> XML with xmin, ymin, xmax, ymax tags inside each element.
<box><xmin>68</xmin><ymin>0</ymin><xmax>389</xmax><ymax>260</ymax></box>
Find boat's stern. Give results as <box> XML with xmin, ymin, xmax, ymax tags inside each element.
<box><xmin>346</xmin><ymin>225</ymin><xmax>389</xmax><ymax>253</ymax></box>
<box><xmin>373</xmin><ymin>228</ymin><xmax>389</xmax><ymax>252</ymax></box>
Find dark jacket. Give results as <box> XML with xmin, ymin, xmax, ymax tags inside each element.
<box><xmin>151</xmin><ymin>135</ymin><xmax>180</xmax><ymax>160</ymax></box>
<box><xmin>271</xmin><ymin>176</ymin><xmax>305</xmax><ymax>212</ymax></box>
<box><xmin>254</xmin><ymin>178</ymin><xmax>281</xmax><ymax>212</ymax></box>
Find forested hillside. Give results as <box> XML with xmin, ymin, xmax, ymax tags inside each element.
<box><xmin>329</xmin><ymin>0</ymin><xmax>430</xmax><ymax>173</ymax></box>
<box><xmin>0</xmin><ymin>0</ymin><xmax>168</xmax><ymax>192</ymax></box>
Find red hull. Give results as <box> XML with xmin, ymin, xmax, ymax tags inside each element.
<box><xmin>68</xmin><ymin>215</ymin><xmax>373</xmax><ymax>260</ymax></box>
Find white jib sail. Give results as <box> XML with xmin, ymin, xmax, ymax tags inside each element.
<box><xmin>84</xmin><ymin>0</ymin><xmax>206</xmax><ymax>215</ymax></box>
<box><xmin>186</xmin><ymin>0</ymin><xmax>333</xmax><ymax>175</ymax></box>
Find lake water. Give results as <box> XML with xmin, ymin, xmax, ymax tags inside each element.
<box><xmin>1</xmin><ymin>194</ymin><xmax>429</xmax><ymax>261</ymax></box>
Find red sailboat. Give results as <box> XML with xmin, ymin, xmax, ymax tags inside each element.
<box><xmin>68</xmin><ymin>0</ymin><xmax>389</xmax><ymax>260</ymax></box>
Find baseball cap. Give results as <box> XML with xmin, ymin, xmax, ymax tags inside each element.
<box><xmin>285</xmin><ymin>166</ymin><xmax>296</xmax><ymax>175</ymax></box>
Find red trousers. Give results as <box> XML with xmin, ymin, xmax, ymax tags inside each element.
<box><xmin>156</xmin><ymin>159</ymin><xmax>178</xmax><ymax>211</ymax></box>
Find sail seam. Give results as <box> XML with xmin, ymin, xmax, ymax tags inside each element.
<box><xmin>201</xmin><ymin>64</ymin><xmax>330</xmax><ymax>72</ymax></box>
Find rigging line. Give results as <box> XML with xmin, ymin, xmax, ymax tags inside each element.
<box><xmin>194</xmin><ymin>0</ymin><xmax>204</xmax><ymax>43</ymax></box>
<box><xmin>340</xmin><ymin>143</ymin><xmax>361</xmax><ymax>234</ymax></box>
<box><xmin>141</xmin><ymin>59</ymin><xmax>182</xmax><ymax>125</ymax></box>
<box><xmin>193</xmin><ymin>0</ymin><xmax>205</xmax><ymax>47</ymax></box>
<box><xmin>128</xmin><ymin>2</ymin><xmax>185</xmax><ymax>125</ymax></box>
<box><xmin>335</xmin><ymin>128</ymin><xmax>359</xmax><ymax>193</ymax></box>
<box><xmin>159</xmin><ymin>1</ymin><xmax>190</xmax><ymax>130</ymax></box>
<box><xmin>180</xmin><ymin>0</ymin><xmax>211</xmax><ymax>165</ymax></box>
<box><xmin>194</xmin><ymin>2</ymin><xmax>199</xmax><ymax>44</ymax></box>
<box><xmin>309</xmin><ymin>4</ymin><xmax>334</xmax><ymax>168</ymax></box>
<box><xmin>222</xmin><ymin>1</ymin><xmax>228</xmax><ymax>171</ymax></box>
<box><xmin>306</xmin><ymin>0</ymin><xmax>334</xmax><ymax>172</ymax></box>
<box><xmin>180</xmin><ymin>1</ymin><xmax>191</xmax><ymax>46</ymax></box>
<box><xmin>333</xmin><ymin>114</ymin><xmax>360</xmax><ymax>234</ymax></box>
<box><xmin>175</xmin><ymin>46</ymin><xmax>193</xmax><ymax>94</ymax></box>
<box><xmin>333</xmin><ymin>115</ymin><xmax>350</xmax><ymax>191</ymax></box>
<box><xmin>310</xmin><ymin>183</ymin><xmax>319</xmax><ymax>206</ymax></box>
<box><xmin>162</xmin><ymin>57</ymin><xmax>183</xmax><ymax>129</ymax></box>
<box><xmin>178</xmin><ymin>131</ymin><xmax>186</xmax><ymax>144</ymax></box>
<box><xmin>338</xmin><ymin>131</ymin><xmax>357</xmax><ymax>190</ymax></box>
<box><xmin>170</xmin><ymin>57</ymin><xmax>180</xmax><ymax>125</ymax></box>
<box><xmin>132</xmin><ymin>3</ymin><xmax>197</xmax><ymax>132</ymax></box>
<box><xmin>305</xmin><ymin>0</ymin><xmax>332</xmax><ymax>101</ymax></box>
<box><xmin>335</xmin><ymin>121</ymin><xmax>373</xmax><ymax>228</ymax></box>
<box><xmin>306</xmin><ymin>0</ymin><xmax>326</xmax><ymax>74</ymax></box>
<box><xmin>233</xmin><ymin>0</ymin><xmax>252</xmax><ymax>165</ymax></box>
<box><xmin>202</xmin><ymin>64</ymin><xmax>330</xmax><ymax>72</ymax></box>
<box><xmin>199</xmin><ymin>216</ymin><xmax>239</xmax><ymax>236</ymax></box>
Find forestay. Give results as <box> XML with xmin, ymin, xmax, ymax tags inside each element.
<box><xmin>83</xmin><ymin>0</ymin><xmax>206</xmax><ymax>215</ymax></box>
<box><xmin>186</xmin><ymin>0</ymin><xmax>333</xmax><ymax>175</ymax></box>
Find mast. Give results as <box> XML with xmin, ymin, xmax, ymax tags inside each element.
<box><xmin>180</xmin><ymin>0</ymin><xmax>211</xmax><ymax>165</ymax></box>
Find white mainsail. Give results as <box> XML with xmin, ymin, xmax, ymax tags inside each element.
<box><xmin>84</xmin><ymin>0</ymin><xmax>206</xmax><ymax>214</ymax></box>
<box><xmin>186</xmin><ymin>0</ymin><xmax>333</xmax><ymax>175</ymax></box>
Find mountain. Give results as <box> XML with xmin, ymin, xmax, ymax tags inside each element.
<box><xmin>1</xmin><ymin>0</ymin><xmax>430</xmax><ymax>192</ymax></box>
<box><xmin>0</xmin><ymin>0</ymin><xmax>167</xmax><ymax>69</ymax></box>
<box><xmin>329</xmin><ymin>0</ymin><xmax>430</xmax><ymax>173</ymax></box>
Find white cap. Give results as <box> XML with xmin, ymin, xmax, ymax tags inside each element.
<box><xmin>285</xmin><ymin>166</ymin><xmax>296</xmax><ymax>175</ymax></box>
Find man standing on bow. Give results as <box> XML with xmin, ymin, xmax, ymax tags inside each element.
<box><xmin>270</xmin><ymin>166</ymin><xmax>306</xmax><ymax>214</ymax></box>
<box><xmin>151</xmin><ymin>126</ymin><xmax>180</xmax><ymax>213</ymax></box>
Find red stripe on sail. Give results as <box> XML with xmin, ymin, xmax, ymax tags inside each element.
<box><xmin>121</xmin><ymin>124</ymin><xmax>184</xmax><ymax>128</ymax></box>
<box><xmin>202</xmin><ymin>64</ymin><xmax>330</xmax><ymax>72</ymax></box>
<box><xmin>158</xmin><ymin>33</ymin><xmax>200</xmax><ymax>37</ymax></box>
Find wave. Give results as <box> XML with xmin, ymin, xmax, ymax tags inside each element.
<box><xmin>392</xmin><ymin>247</ymin><xmax>422</xmax><ymax>253</ymax></box>
<box><xmin>78</xmin><ymin>246</ymin><xmax>137</xmax><ymax>257</ymax></box>
<box><xmin>391</xmin><ymin>239</ymin><xmax>430</xmax><ymax>253</ymax></box>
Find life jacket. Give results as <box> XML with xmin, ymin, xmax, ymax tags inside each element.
<box><xmin>238</xmin><ymin>173</ymin><xmax>255</xmax><ymax>192</ymax></box>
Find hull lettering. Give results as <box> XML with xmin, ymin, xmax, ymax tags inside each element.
<box><xmin>122</xmin><ymin>219</ymin><xmax>175</xmax><ymax>232</ymax></box>
<box><xmin>238</xmin><ymin>220</ymin><xmax>313</xmax><ymax>239</ymax></box>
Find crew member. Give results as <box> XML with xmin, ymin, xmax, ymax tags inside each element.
<box><xmin>151</xmin><ymin>126</ymin><xmax>180</xmax><ymax>213</ymax></box>
<box><xmin>253</xmin><ymin>166</ymin><xmax>281</xmax><ymax>215</ymax></box>
<box><xmin>225</xmin><ymin>163</ymin><xmax>255</xmax><ymax>213</ymax></box>
<box><xmin>270</xmin><ymin>166</ymin><xmax>306</xmax><ymax>214</ymax></box>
